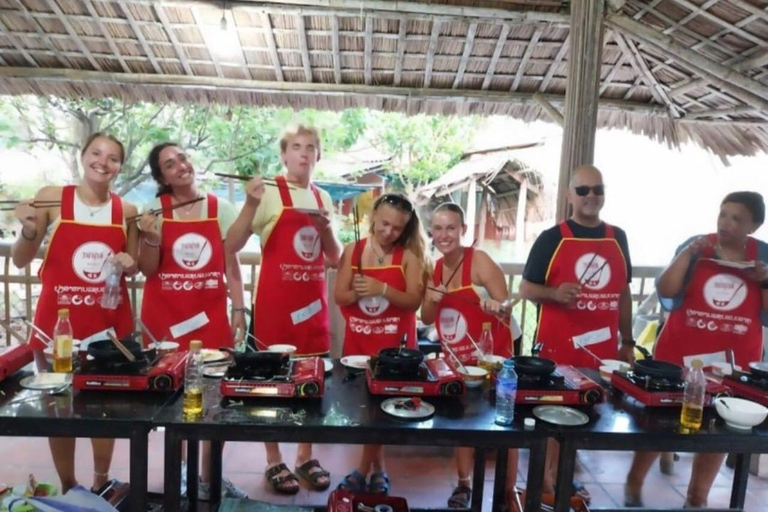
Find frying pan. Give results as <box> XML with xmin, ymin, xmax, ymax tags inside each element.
<box><xmin>512</xmin><ymin>356</ymin><xmax>556</xmax><ymax>377</ymax></box>
<box><xmin>220</xmin><ymin>347</ymin><xmax>286</xmax><ymax>373</ymax></box>
<box><xmin>630</xmin><ymin>345</ymin><xmax>684</xmax><ymax>381</ymax></box>
<box><xmin>749</xmin><ymin>361</ymin><xmax>768</xmax><ymax>379</ymax></box>
<box><xmin>87</xmin><ymin>337</ymin><xmax>144</xmax><ymax>363</ymax></box>
<box><xmin>378</xmin><ymin>347</ymin><xmax>424</xmax><ymax>375</ymax></box>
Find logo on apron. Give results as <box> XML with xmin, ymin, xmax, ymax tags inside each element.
<box><xmin>172</xmin><ymin>233</ymin><xmax>212</xmax><ymax>271</ymax></box>
<box><xmin>439</xmin><ymin>308</ymin><xmax>467</xmax><ymax>344</ymax></box>
<box><xmin>575</xmin><ymin>253</ymin><xmax>612</xmax><ymax>290</ymax></box>
<box><xmin>293</xmin><ymin>226</ymin><xmax>321</xmax><ymax>262</ymax></box>
<box><xmin>703</xmin><ymin>273</ymin><xmax>747</xmax><ymax>311</ymax></box>
<box><xmin>72</xmin><ymin>242</ymin><xmax>114</xmax><ymax>283</ymax></box>
<box><xmin>358</xmin><ymin>295</ymin><xmax>390</xmax><ymax>316</ymax></box>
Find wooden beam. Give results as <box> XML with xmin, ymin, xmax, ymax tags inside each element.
<box><xmin>230</xmin><ymin>5</ymin><xmax>254</xmax><ymax>80</ymax></box>
<box><xmin>687</xmin><ymin>105</ymin><xmax>758</xmax><ymax>120</ymax></box>
<box><xmin>515</xmin><ymin>178</ymin><xmax>528</xmax><ymax>246</ymax></box>
<box><xmin>12</xmin><ymin>0</ymin><xmax>69</xmax><ymax>67</ymax></box>
<box><xmin>83</xmin><ymin>0</ymin><xmax>130</xmax><ymax>73</ymax></box>
<box><xmin>464</xmin><ymin>178</ymin><xmax>477</xmax><ymax>245</ymax></box>
<box><xmin>189</xmin><ymin>6</ymin><xmax>224</xmax><ymax>78</ymax></box>
<box><xmin>482</xmin><ymin>24</ymin><xmax>510</xmax><ymax>91</ymax></box>
<box><xmin>260</xmin><ymin>12</ymin><xmax>284</xmax><ymax>82</ymax></box>
<box><xmin>669</xmin><ymin>0</ymin><xmax>766</xmax><ymax>48</ymax></box>
<box><xmin>533</xmin><ymin>93</ymin><xmax>564</xmax><ymax>126</ymax></box>
<box><xmin>672</xmin><ymin>48</ymin><xmax>768</xmax><ymax>98</ymax></box>
<box><xmin>118</xmin><ymin>0</ymin><xmax>163</xmax><ymax>74</ymax></box>
<box><xmin>556</xmin><ymin>0</ymin><xmax>604</xmax><ymax>223</ymax></box>
<box><xmin>154</xmin><ymin>2</ymin><xmax>194</xmax><ymax>75</ymax></box>
<box><xmin>452</xmin><ymin>22</ymin><xmax>477</xmax><ymax>89</ymax></box>
<box><xmin>511</xmin><ymin>27</ymin><xmax>543</xmax><ymax>91</ymax></box>
<box><xmin>613</xmin><ymin>33</ymin><xmax>679</xmax><ymax>117</ymax></box>
<box><xmin>364</xmin><ymin>16</ymin><xmax>373</xmax><ymax>86</ymax></box>
<box><xmin>423</xmin><ymin>19</ymin><xmax>442</xmax><ymax>88</ymax></box>
<box><xmin>607</xmin><ymin>14</ymin><xmax>768</xmax><ymax>105</ymax></box>
<box><xmin>600</xmin><ymin>36</ymin><xmax>629</xmax><ymax>95</ymax></box>
<box><xmin>44</xmin><ymin>0</ymin><xmax>101</xmax><ymax>71</ymax></box>
<box><xmin>728</xmin><ymin>0</ymin><xmax>768</xmax><ymax>24</ymax></box>
<box><xmin>331</xmin><ymin>15</ymin><xmax>341</xmax><ymax>84</ymax></box>
<box><xmin>538</xmin><ymin>34</ymin><xmax>568</xmax><ymax>92</ymax></box>
<box><xmin>393</xmin><ymin>18</ymin><xmax>406</xmax><ymax>87</ymax></box>
<box><xmin>0</xmin><ymin>17</ymin><xmax>38</xmax><ymax>67</ymax></box>
<box><xmin>296</xmin><ymin>15</ymin><xmax>312</xmax><ymax>82</ymax></box>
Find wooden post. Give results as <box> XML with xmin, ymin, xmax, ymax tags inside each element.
<box><xmin>515</xmin><ymin>178</ymin><xmax>528</xmax><ymax>250</ymax></box>
<box><xmin>478</xmin><ymin>187</ymin><xmax>488</xmax><ymax>246</ymax></box>
<box><xmin>465</xmin><ymin>178</ymin><xmax>477</xmax><ymax>245</ymax></box>
<box><xmin>556</xmin><ymin>0</ymin><xmax>605</xmax><ymax>221</ymax></box>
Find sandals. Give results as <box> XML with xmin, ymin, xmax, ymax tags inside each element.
<box><xmin>265</xmin><ymin>463</ymin><xmax>299</xmax><ymax>495</ymax></box>
<box><xmin>448</xmin><ymin>485</ymin><xmax>471</xmax><ymax>508</ymax></box>
<box><xmin>295</xmin><ymin>459</ymin><xmax>331</xmax><ymax>491</ymax></box>
<box><xmin>367</xmin><ymin>471</ymin><xmax>390</xmax><ymax>495</ymax></box>
<box><xmin>337</xmin><ymin>469</ymin><xmax>367</xmax><ymax>493</ymax></box>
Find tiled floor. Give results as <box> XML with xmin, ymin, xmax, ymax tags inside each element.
<box><xmin>1</xmin><ymin>434</ymin><xmax>767</xmax><ymax>510</ymax></box>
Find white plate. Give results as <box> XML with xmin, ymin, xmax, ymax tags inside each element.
<box><xmin>340</xmin><ymin>355</ymin><xmax>370</xmax><ymax>370</ymax></box>
<box><xmin>200</xmin><ymin>349</ymin><xmax>229</xmax><ymax>364</ymax></box>
<box><xmin>19</xmin><ymin>373</ymin><xmax>72</xmax><ymax>390</ymax></box>
<box><xmin>203</xmin><ymin>364</ymin><xmax>230</xmax><ymax>378</ymax></box>
<box><xmin>293</xmin><ymin>207</ymin><xmax>325</xmax><ymax>216</ymax></box>
<box><xmin>381</xmin><ymin>397</ymin><xmax>435</xmax><ymax>420</ymax></box>
<box><xmin>533</xmin><ymin>405</ymin><xmax>590</xmax><ymax>426</ymax></box>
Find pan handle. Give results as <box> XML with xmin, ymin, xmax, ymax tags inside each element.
<box><xmin>635</xmin><ymin>345</ymin><xmax>652</xmax><ymax>360</ymax></box>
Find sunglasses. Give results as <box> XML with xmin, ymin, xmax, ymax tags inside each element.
<box><xmin>380</xmin><ymin>194</ymin><xmax>414</xmax><ymax>213</ymax></box>
<box><xmin>574</xmin><ymin>185</ymin><xmax>605</xmax><ymax>197</ymax></box>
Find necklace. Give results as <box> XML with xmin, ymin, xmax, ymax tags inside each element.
<box><xmin>83</xmin><ymin>198</ymin><xmax>110</xmax><ymax>217</ymax></box>
<box><xmin>371</xmin><ymin>240</ymin><xmax>393</xmax><ymax>265</ymax></box>
<box><xmin>173</xmin><ymin>195</ymin><xmax>201</xmax><ymax>216</ymax></box>
<box><xmin>715</xmin><ymin>242</ymin><xmax>747</xmax><ymax>262</ymax></box>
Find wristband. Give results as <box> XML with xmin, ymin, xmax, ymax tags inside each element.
<box><xmin>620</xmin><ymin>338</ymin><xmax>636</xmax><ymax>347</ymax></box>
<box><xmin>143</xmin><ymin>237</ymin><xmax>160</xmax><ymax>248</ymax></box>
<box><xmin>232</xmin><ymin>307</ymin><xmax>248</xmax><ymax>314</ymax></box>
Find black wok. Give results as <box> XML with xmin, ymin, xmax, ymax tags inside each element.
<box><xmin>87</xmin><ymin>337</ymin><xmax>144</xmax><ymax>363</ymax></box>
<box><xmin>220</xmin><ymin>347</ymin><xmax>286</xmax><ymax>373</ymax></box>
<box><xmin>378</xmin><ymin>347</ymin><xmax>424</xmax><ymax>375</ymax></box>
<box><xmin>512</xmin><ymin>356</ymin><xmax>556</xmax><ymax>377</ymax></box>
<box><xmin>631</xmin><ymin>345</ymin><xmax>683</xmax><ymax>381</ymax></box>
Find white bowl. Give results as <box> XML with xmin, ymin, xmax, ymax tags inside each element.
<box><xmin>715</xmin><ymin>397</ymin><xmax>768</xmax><ymax>430</ymax></box>
<box><xmin>458</xmin><ymin>365</ymin><xmax>488</xmax><ymax>388</ymax></box>
<box><xmin>599</xmin><ymin>365</ymin><xmax>615</xmax><ymax>383</ymax></box>
<box><xmin>601</xmin><ymin>359</ymin><xmax>630</xmax><ymax>372</ymax></box>
<box><xmin>268</xmin><ymin>344</ymin><xmax>297</xmax><ymax>356</ymax></box>
<box><xmin>155</xmin><ymin>341</ymin><xmax>180</xmax><ymax>356</ymax></box>
<box><xmin>710</xmin><ymin>361</ymin><xmax>741</xmax><ymax>376</ymax></box>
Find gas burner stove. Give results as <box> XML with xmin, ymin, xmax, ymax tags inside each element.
<box><xmin>723</xmin><ymin>371</ymin><xmax>768</xmax><ymax>407</ymax></box>
<box><xmin>220</xmin><ymin>356</ymin><xmax>324</xmax><ymax>398</ymax></box>
<box><xmin>73</xmin><ymin>351</ymin><xmax>187</xmax><ymax>392</ymax></box>
<box><xmin>515</xmin><ymin>366</ymin><xmax>604</xmax><ymax>405</ymax></box>
<box><xmin>611</xmin><ymin>371</ymin><xmax>728</xmax><ymax>406</ymax></box>
<box><xmin>366</xmin><ymin>357</ymin><xmax>465</xmax><ymax>396</ymax></box>
<box><xmin>0</xmin><ymin>345</ymin><xmax>33</xmax><ymax>381</ymax></box>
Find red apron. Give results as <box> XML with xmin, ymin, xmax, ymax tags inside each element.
<box><xmin>654</xmin><ymin>234</ymin><xmax>763</xmax><ymax>368</ymax></box>
<box><xmin>252</xmin><ymin>177</ymin><xmax>330</xmax><ymax>356</ymax></box>
<box><xmin>31</xmin><ymin>185</ymin><xmax>132</xmax><ymax>348</ymax></box>
<box><xmin>434</xmin><ymin>248</ymin><xmax>513</xmax><ymax>365</ymax></box>
<box><xmin>536</xmin><ymin>222</ymin><xmax>628</xmax><ymax>369</ymax></box>
<box><xmin>141</xmin><ymin>194</ymin><xmax>231</xmax><ymax>351</ymax></box>
<box><xmin>340</xmin><ymin>239</ymin><xmax>417</xmax><ymax>357</ymax></box>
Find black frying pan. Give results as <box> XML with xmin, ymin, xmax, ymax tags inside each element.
<box><xmin>749</xmin><ymin>361</ymin><xmax>768</xmax><ymax>379</ymax></box>
<box><xmin>632</xmin><ymin>345</ymin><xmax>683</xmax><ymax>381</ymax></box>
<box><xmin>87</xmin><ymin>337</ymin><xmax>144</xmax><ymax>363</ymax></box>
<box><xmin>220</xmin><ymin>347</ymin><xmax>286</xmax><ymax>372</ymax></box>
<box><xmin>512</xmin><ymin>356</ymin><xmax>556</xmax><ymax>377</ymax></box>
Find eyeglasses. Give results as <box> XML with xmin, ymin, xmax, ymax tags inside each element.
<box><xmin>380</xmin><ymin>194</ymin><xmax>414</xmax><ymax>213</ymax></box>
<box><xmin>574</xmin><ymin>185</ymin><xmax>605</xmax><ymax>197</ymax></box>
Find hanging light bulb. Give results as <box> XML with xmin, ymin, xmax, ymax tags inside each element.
<box><xmin>219</xmin><ymin>1</ymin><xmax>227</xmax><ymax>31</ymax></box>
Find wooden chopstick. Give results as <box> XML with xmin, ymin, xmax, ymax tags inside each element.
<box><xmin>127</xmin><ymin>196</ymin><xmax>205</xmax><ymax>222</ymax></box>
<box><xmin>0</xmin><ymin>201</ymin><xmax>61</xmax><ymax>211</ymax></box>
<box><xmin>107</xmin><ymin>331</ymin><xmax>137</xmax><ymax>362</ymax></box>
<box><xmin>213</xmin><ymin>172</ymin><xmax>297</xmax><ymax>189</ymax></box>
<box><xmin>441</xmin><ymin>238</ymin><xmax>477</xmax><ymax>287</ymax></box>
<box><xmin>426</xmin><ymin>286</ymin><xmax>517</xmax><ymax>331</ymax></box>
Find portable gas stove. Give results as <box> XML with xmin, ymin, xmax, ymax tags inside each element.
<box><xmin>327</xmin><ymin>489</ymin><xmax>409</xmax><ymax>512</ymax></box>
<box><xmin>611</xmin><ymin>371</ymin><xmax>729</xmax><ymax>406</ymax></box>
<box><xmin>220</xmin><ymin>356</ymin><xmax>324</xmax><ymax>398</ymax></box>
<box><xmin>723</xmin><ymin>370</ymin><xmax>768</xmax><ymax>407</ymax></box>
<box><xmin>366</xmin><ymin>356</ymin><xmax>465</xmax><ymax>396</ymax></box>
<box><xmin>0</xmin><ymin>344</ymin><xmax>33</xmax><ymax>381</ymax></box>
<box><xmin>73</xmin><ymin>351</ymin><xmax>187</xmax><ymax>392</ymax></box>
<box><xmin>514</xmin><ymin>365</ymin><xmax>604</xmax><ymax>405</ymax></box>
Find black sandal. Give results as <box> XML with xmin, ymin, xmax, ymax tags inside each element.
<box><xmin>367</xmin><ymin>471</ymin><xmax>390</xmax><ymax>495</ymax></box>
<box><xmin>295</xmin><ymin>459</ymin><xmax>331</xmax><ymax>491</ymax></box>
<box><xmin>448</xmin><ymin>484</ymin><xmax>471</xmax><ymax>508</ymax></box>
<box><xmin>265</xmin><ymin>463</ymin><xmax>299</xmax><ymax>495</ymax></box>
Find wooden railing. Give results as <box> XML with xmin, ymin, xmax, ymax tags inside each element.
<box><xmin>0</xmin><ymin>242</ymin><xmax>663</xmax><ymax>356</ymax></box>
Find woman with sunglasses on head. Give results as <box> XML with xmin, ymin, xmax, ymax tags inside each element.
<box><xmin>11</xmin><ymin>132</ymin><xmax>137</xmax><ymax>495</ymax></box>
<box><xmin>137</xmin><ymin>142</ymin><xmax>247</xmax><ymax>501</ymax></box>
<box><xmin>421</xmin><ymin>202</ymin><xmax>520</xmax><ymax>509</ymax></box>
<box><xmin>625</xmin><ymin>191</ymin><xmax>768</xmax><ymax>508</ymax></box>
<box><xmin>334</xmin><ymin>193</ymin><xmax>430</xmax><ymax>495</ymax></box>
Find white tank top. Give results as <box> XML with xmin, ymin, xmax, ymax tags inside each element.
<box><xmin>46</xmin><ymin>190</ymin><xmax>125</xmax><ymax>237</ymax></box>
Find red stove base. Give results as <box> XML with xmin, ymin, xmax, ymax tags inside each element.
<box><xmin>722</xmin><ymin>376</ymin><xmax>768</xmax><ymax>407</ymax></box>
<box><xmin>611</xmin><ymin>372</ymin><xmax>729</xmax><ymax>406</ymax></box>
<box><xmin>220</xmin><ymin>357</ymin><xmax>324</xmax><ymax>398</ymax></box>
<box><xmin>73</xmin><ymin>351</ymin><xmax>187</xmax><ymax>391</ymax></box>
<box><xmin>0</xmin><ymin>345</ymin><xmax>33</xmax><ymax>381</ymax></box>
<box><xmin>515</xmin><ymin>365</ymin><xmax>604</xmax><ymax>405</ymax></box>
<box><xmin>366</xmin><ymin>357</ymin><xmax>465</xmax><ymax>397</ymax></box>
<box><xmin>328</xmin><ymin>489</ymin><xmax>409</xmax><ymax>512</ymax></box>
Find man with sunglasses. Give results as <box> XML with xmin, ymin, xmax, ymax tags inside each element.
<box><xmin>521</xmin><ymin>164</ymin><xmax>634</xmax><ymax>367</ymax></box>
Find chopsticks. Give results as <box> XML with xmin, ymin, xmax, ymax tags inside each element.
<box><xmin>426</xmin><ymin>286</ymin><xmax>518</xmax><ymax>331</ymax></box>
<box><xmin>24</xmin><ymin>320</ymin><xmax>53</xmax><ymax>349</ymax></box>
<box><xmin>442</xmin><ymin>238</ymin><xmax>477</xmax><ymax>287</ymax></box>
<box><xmin>213</xmin><ymin>172</ymin><xmax>297</xmax><ymax>190</ymax></box>
<box><xmin>126</xmin><ymin>196</ymin><xmax>205</xmax><ymax>222</ymax></box>
<box><xmin>107</xmin><ymin>331</ymin><xmax>137</xmax><ymax>362</ymax></box>
<box><xmin>0</xmin><ymin>200</ymin><xmax>60</xmax><ymax>211</ymax></box>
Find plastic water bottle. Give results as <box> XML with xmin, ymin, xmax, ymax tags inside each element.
<box><xmin>183</xmin><ymin>340</ymin><xmax>204</xmax><ymax>419</ymax></box>
<box><xmin>52</xmin><ymin>308</ymin><xmax>73</xmax><ymax>373</ymax></box>
<box><xmin>495</xmin><ymin>359</ymin><xmax>517</xmax><ymax>425</ymax></box>
<box><xmin>680</xmin><ymin>359</ymin><xmax>706</xmax><ymax>432</ymax></box>
<box><xmin>100</xmin><ymin>258</ymin><xmax>122</xmax><ymax>310</ymax></box>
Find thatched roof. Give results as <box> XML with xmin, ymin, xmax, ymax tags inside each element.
<box><xmin>0</xmin><ymin>0</ymin><xmax>766</xmax><ymax>158</ymax></box>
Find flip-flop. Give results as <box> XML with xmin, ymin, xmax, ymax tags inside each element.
<box><xmin>448</xmin><ymin>485</ymin><xmax>471</xmax><ymax>508</ymax></box>
<box><xmin>295</xmin><ymin>459</ymin><xmax>330</xmax><ymax>491</ymax></box>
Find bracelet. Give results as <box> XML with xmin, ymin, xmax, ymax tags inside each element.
<box><xmin>382</xmin><ymin>283</ymin><xmax>388</xmax><ymax>297</ymax></box>
<box><xmin>232</xmin><ymin>307</ymin><xmax>248</xmax><ymax>314</ymax></box>
<box><xmin>20</xmin><ymin>227</ymin><xmax>36</xmax><ymax>241</ymax></box>
<box><xmin>620</xmin><ymin>338</ymin><xmax>636</xmax><ymax>347</ymax></box>
<box><xmin>143</xmin><ymin>237</ymin><xmax>160</xmax><ymax>248</ymax></box>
